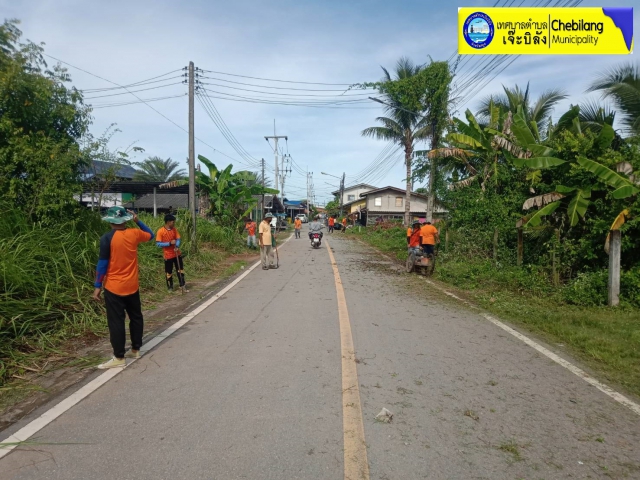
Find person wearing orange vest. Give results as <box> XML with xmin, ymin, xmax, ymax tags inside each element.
<box><xmin>341</xmin><ymin>217</ymin><xmax>347</xmax><ymax>233</ymax></box>
<box><xmin>407</xmin><ymin>220</ymin><xmax>422</xmax><ymax>254</ymax></box>
<box><xmin>156</xmin><ymin>214</ymin><xmax>188</xmax><ymax>294</ymax></box>
<box><xmin>294</xmin><ymin>217</ymin><xmax>302</xmax><ymax>238</ymax></box>
<box><xmin>93</xmin><ymin>207</ymin><xmax>154</xmax><ymax>369</ymax></box>
<box><xmin>244</xmin><ymin>218</ymin><xmax>257</xmax><ymax>249</ymax></box>
<box><xmin>420</xmin><ymin>220</ymin><xmax>440</xmax><ymax>257</ymax></box>
<box><xmin>328</xmin><ymin>216</ymin><xmax>335</xmax><ymax>233</ymax></box>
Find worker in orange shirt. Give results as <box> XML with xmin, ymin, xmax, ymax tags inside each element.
<box><xmin>341</xmin><ymin>216</ymin><xmax>347</xmax><ymax>233</ymax></box>
<box><xmin>244</xmin><ymin>217</ymin><xmax>257</xmax><ymax>249</ymax></box>
<box><xmin>156</xmin><ymin>214</ymin><xmax>188</xmax><ymax>294</ymax></box>
<box><xmin>328</xmin><ymin>216</ymin><xmax>335</xmax><ymax>233</ymax></box>
<box><xmin>407</xmin><ymin>220</ymin><xmax>422</xmax><ymax>254</ymax></box>
<box><xmin>93</xmin><ymin>207</ymin><xmax>154</xmax><ymax>369</ymax></box>
<box><xmin>294</xmin><ymin>216</ymin><xmax>302</xmax><ymax>239</ymax></box>
<box><xmin>420</xmin><ymin>220</ymin><xmax>440</xmax><ymax>257</ymax></box>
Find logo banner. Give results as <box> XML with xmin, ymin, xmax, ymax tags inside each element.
<box><xmin>458</xmin><ymin>7</ymin><xmax>633</xmax><ymax>54</ymax></box>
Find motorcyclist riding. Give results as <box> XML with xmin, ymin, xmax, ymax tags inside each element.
<box><xmin>308</xmin><ymin>215</ymin><xmax>325</xmax><ymax>244</ymax></box>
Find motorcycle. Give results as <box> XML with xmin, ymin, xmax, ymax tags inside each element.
<box><xmin>311</xmin><ymin>233</ymin><xmax>322</xmax><ymax>249</ymax></box>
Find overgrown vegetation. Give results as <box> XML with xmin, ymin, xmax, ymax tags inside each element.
<box><xmin>0</xmin><ymin>204</ymin><xmax>245</xmax><ymax>389</ymax></box>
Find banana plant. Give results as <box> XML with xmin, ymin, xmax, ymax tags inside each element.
<box><xmin>160</xmin><ymin>155</ymin><xmax>278</xmax><ymax>225</ymax></box>
<box><xmin>517</xmin><ymin>117</ymin><xmax>638</xmax><ymax>229</ymax></box>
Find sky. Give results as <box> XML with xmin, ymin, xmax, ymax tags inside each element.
<box><xmin>2</xmin><ymin>0</ymin><xmax>637</xmax><ymax>204</ymax></box>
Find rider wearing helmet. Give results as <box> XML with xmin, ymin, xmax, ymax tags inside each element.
<box><xmin>308</xmin><ymin>215</ymin><xmax>324</xmax><ymax>240</ymax></box>
<box><xmin>407</xmin><ymin>220</ymin><xmax>422</xmax><ymax>254</ymax></box>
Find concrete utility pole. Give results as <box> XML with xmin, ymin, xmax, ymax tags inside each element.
<box><xmin>188</xmin><ymin>61</ymin><xmax>197</xmax><ymax>251</ymax></box>
<box><xmin>339</xmin><ymin>173</ymin><xmax>345</xmax><ymax>217</ymax></box>
<box><xmin>608</xmin><ymin>230</ymin><xmax>621</xmax><ymax>307</ymax></box>
<box><xmin>261</xmin><ymin>158</ymin><xmax>265</xmax><ymax>220</ymax></box>
<box><xmin>264</xmin><ymin>121</ymin><xmax>287</xmax><ymax>195</ymax></box>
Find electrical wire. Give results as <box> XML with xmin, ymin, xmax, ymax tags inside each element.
<box><xmin>78</xmin><ymin>70</ymin><xmax>184</xmax><ymax>92</ymax></box>
<box><xmin>89</xmin><ymin>94</ymin><xmax>187</xmax><ymax>109</ymax></box>
<box><xmin>197</xmin><ymin>69</ymin><xmax>371</xmax><ymax>86</ymax></box>
<box><xmin>83</xmin><ymin>81</ymin><xmax>184</xmax><ymax>99</ymax></box>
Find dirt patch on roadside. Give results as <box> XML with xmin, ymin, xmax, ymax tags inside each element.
<box><xmin>0</xmin><ymin>253</ymin><xmax>259</xmax><ymax>432</ymax></box>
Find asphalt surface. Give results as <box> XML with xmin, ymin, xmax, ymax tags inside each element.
<box><xmin>1</xmin><ymin>232</ymin><xmax>639</xmax><ymax>479</ymax></box>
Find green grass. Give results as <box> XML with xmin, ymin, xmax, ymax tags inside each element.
<box><xmin>347</xmin><ymin>226</ymin><xmax>640</xmax><ymax>397</ymax></box>
<box><xmin>0</xmin><ymin>205</ymin><xmax>248</xmax><ymax>392</ymax></box>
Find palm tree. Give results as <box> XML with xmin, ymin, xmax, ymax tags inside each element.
<box><xmin>477</xmin><ymin>83</ymin><xmax>567</xmax><ymax>136</ymax></box>
<box><xmin>133</xmin><ymin>157</ymin><xmax>186</xmax><ymax>182</ymax></box>
<box><xmin>362</xmin><ymin>57</ymin><xmax>432</xmax><ymax>226</ymax></box>
<box><xmin>587</xmin><ymin>62</ymin><xmax>640</xmax><ymax>135</ymax></box>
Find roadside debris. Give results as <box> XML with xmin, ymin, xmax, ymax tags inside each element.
<box><xmin>375</xmin><ymin>408</ymin><xmax>393</xmax><ymax>423</ymax></box>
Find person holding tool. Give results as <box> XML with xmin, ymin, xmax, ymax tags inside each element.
<box><xmin>93</xmin><ymin>207</ymin><xmax>154</xmax><ymax>369</ymax></box>
<box><xmin>259</xmin><ymin>213</ymin><xmax>276</xmax><ymax>270</ymax></box>
<box><xmin>341</xmin><ymin>216</ymin><xmax>347</xmax><ymax>233</ymax></box>
<box><xmin>156</xmin><ymin>214</ymin><xmax>189</xmax><ymax>294</ymax></box>
<box><xmin>407</xmin><ymin>220</ymin><xmax>422</xmax><ymax>254</ymax></box>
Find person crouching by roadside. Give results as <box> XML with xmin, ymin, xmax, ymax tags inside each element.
<box><xmin>93</xmin><ymin>207</ymin><xmax>154</xmax><ymax>369</ymax></box>
<box><xmin>245</xmin><ymin>217</ymin><xmax>257</xmax><ymax>249</ymax></box>
<box><xmin>259</xmin><ymin>213</ymin><xmax>276</xmax><ymax>270</ymax></box>
<box><xmin>156</xmin><ymin>214</ymin><xmax>188</xmax><ymax>294</ymax></box>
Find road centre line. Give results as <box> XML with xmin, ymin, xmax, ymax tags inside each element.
<box><xmin>325</xmin><ymin>240</ymin><xmax>371</xmax><ymax>480</ymax></box>
<box><xmin>422</xmin><ymin>277</ymin><xmax>640</xmax><ymax>417</ymax></box>
<box><xmin>0</xmin><ymin>234</ymin><xmax>293</xmax><ymax>460</ymax></box>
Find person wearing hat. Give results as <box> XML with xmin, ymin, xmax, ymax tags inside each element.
<box><xmin>93</xmin><ymin>207</ymin><xmax>154</xmax><ymax>369</ymax></box>
<box><xmin>259</xmin><ymin>213</ymin><xmax>276</xmax><ymax>270</ymax></box>
<box><xmin>407</xmin><ymin>220</ymin><xmax>422</xmax><ymax>255</ymax></box>
<box><xmin>156</xmin><ymin>214</ymin><xmax>188</xmax><ymax>293</ymax></box>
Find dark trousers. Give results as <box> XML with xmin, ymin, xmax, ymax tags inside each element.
<box><xmin>165</xmin><ymin>256</ymin><xmax>186</xmax><ymax>289</ymax></box>
<box><xmin>295</xmin><ymin>228</ymin><xmax>301</xmax><ymax>238</ymax></box>
<box><xmin>104</xmin><ymin>289</ymin><xmax>144</xmax><ymax>359</ymax></box>
<box><xmin>328</xmin><ymin>225</ymin><xmax>334</xmax><ymax>233</ymax></box>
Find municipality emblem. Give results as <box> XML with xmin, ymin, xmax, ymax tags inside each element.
<box><xmin>463</xmin><ymin>12</ymin><xmax>494</xmax><ymax>49</ymax></box>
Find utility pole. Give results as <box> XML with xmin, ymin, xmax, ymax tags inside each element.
<box><xmin>261</xmin><ymin>158</ymin><xmax>265</xmax><ymax>221</ymax></box>
<box><xmin>188</xmin><ymin>61</ymin><xmax>197</xmax><ymax>251</ymax></box>
<box><xmin>264</xmin><ymin>121</ymin><xmax>287</xmax><ymax>195</ymax></box>
<box><xmin>339</xmin><ymin>172</ymin><xmax>345</xmax><ymax>217</ymax></box>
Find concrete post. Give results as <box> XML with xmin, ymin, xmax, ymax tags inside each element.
<box><xmin>153</xmin><ymin>187</ymin><xmax>157</xmax><ymax>218</ymax></box>
<box><xmin>608</xmin><ymin>230</ymin><xmax>621</xmax><ymax>307</ymax></box>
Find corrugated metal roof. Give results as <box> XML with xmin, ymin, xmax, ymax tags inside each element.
<box><xmin>123</xmin><ymin>193</ymin><xmax>188</xmax><ymax>209</ymax></box>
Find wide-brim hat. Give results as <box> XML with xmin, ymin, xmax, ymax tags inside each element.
<box><xmin>102</xmin><ymin>206</ymin><xmax>133</xmax><ymax>224</ymax></box>
<box><xmin>264</xmin><ymin>213</ymin><xmax>274</xmax><ymax>219</ymax></box>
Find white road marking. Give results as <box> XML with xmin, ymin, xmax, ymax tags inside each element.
<box><xmin>481</xmin><ymin>313</ymin><xmax>640</xmax><ymax>417</ymax></box>
<box><xmin>422</xmin><ymin>276</ymin><xmax>640</xmax><ymax>416</ymax></box>
<box><xmin>0</xmin><ymin>235</ymin><xmax>293</xmax><ymax>459</ymax></box>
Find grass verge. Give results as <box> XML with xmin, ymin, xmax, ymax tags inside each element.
<box><xmin>0</xmin><ymin>206</ymin><xmax>253</xmax><ymax>407</ymax></box>
<box><xmin>347</xmin><ymin>226</ymin><xmax>640</xmax><ymax>398</ymax></box>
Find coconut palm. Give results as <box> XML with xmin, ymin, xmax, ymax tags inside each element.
<box><xmin>587</xmin><ymin>62</ymin><xmax>640</xmax><ymax>135</ymax></box>
<box><xmin>477</xmin><ymin>83</ymin><xmax>567</xmax><ymax>137</ymax></box>
<box><xmin>133</xmin><ymin>157</ymin><xmax>186</xmax><ymax>182</ymax></box>
<box><xmin>361</xmin><ymin>57</ymin><xmax>432</xmax><ymax>226</ymax></box>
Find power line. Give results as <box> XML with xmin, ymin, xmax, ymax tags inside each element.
<box><xmin>78</xmin><ymin>70</ymin><xmax>184</xmax><ymax>92</ymax></box>
<box><xmin>197</xmin><ymin>69</ymin><xmax>372</xmax><ymax>86</ymax></box>
<box><xmin>83</xmin><ymin>81</ymin><xmax>184</xmax><ymax>99</ymax></box>
<box><xmin>90</xmin><ymin>94</ymin><xmax>187</xmax><ymax>109</ymax></box>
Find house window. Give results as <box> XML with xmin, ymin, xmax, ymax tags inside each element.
<box><xmin>347</xmin><ymin>194</ymin><xmax>355</xmax><ymax>201</ymax></box>
<box><xmin>395</xmin><ymin>197</ymin><xmax>403</xmax><ymax>207</ymax></box>
<box><xmin>374</xmin><ymin>197</ymin><xmax>382</xmax><ymax>207</ymax></box>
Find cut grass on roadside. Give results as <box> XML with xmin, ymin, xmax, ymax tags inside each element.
<box><xmin>347</xmin><ymin>228</ymin><xmax>640</xmax><ymax>399</ymax></box>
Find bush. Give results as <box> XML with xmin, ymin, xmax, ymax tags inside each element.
<box><xmin>562</xmin><ymin>271</ymin><xmax>608</xmax><ymax>307</ymax></box>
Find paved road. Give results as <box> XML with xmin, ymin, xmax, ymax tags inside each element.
<box><xmin>1</xmin><ymin>233</ymin><xmax>639</xmax><ymax>479</ymax></box>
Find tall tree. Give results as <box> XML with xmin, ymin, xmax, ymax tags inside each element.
<box><xmin>587</xmin><ymin>62</ymin><xmax>640</xmax><ymax>136</ymax></box>
<box><xmin>133</xmin><ymin>156</ymin><xmax>186</xmax><ymax>182</ymax></box>
<box><xmin>477</xmin><ymin>83</ymin><xmax>567</xmax><ymax>137</ymax></box>
<box><xmin>0</xmin><ymin>19</ymin><xmax>90</xmax><ymax>221</ymax></box>
<box><xmin>362</xmin><ymin>58</ymin><xmax>451</xmax><ymax>225</ymax></box>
